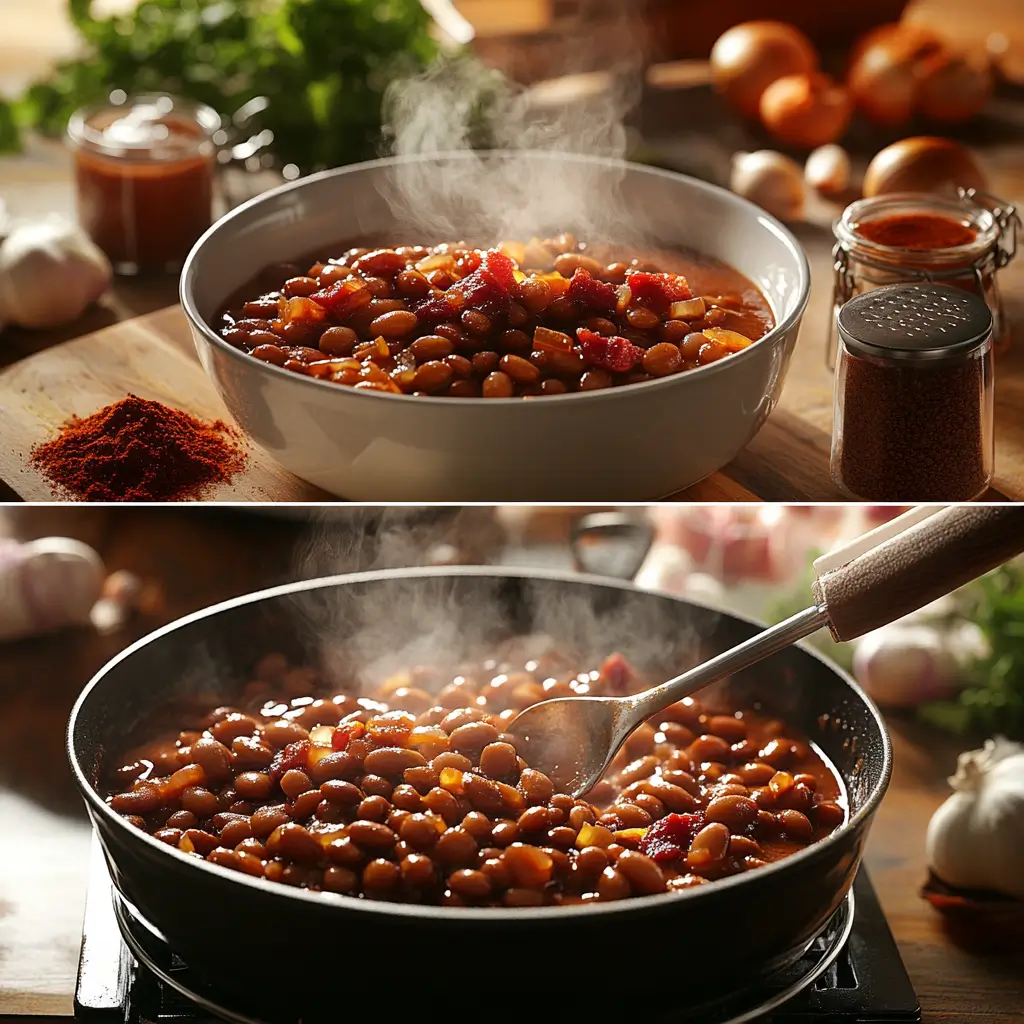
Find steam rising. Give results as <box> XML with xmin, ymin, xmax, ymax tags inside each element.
<box><xmin>286</xmin><ymin>509</ymin><xmax>707</xmax><ymax>698</ymax></box>
<box><xmin>379</xmin><ymin>5</ymin><xmax>646</xmax><ymax>246</ymax></box>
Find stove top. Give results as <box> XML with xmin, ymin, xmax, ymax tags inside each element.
<box><xmin>75</xmin><ymin>840</ymin><xmax>919</xmax><ymax>1023</ymax></box>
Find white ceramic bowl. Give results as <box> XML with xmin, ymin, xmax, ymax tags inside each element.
<box><xmin>181</xmin><ymin>152</ymin><xmax>809</xmax><ymax>500</ymax></box>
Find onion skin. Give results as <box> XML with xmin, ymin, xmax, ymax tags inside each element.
<box><xmin>917</xmin><ymin>53</ymin><xmax>993</xmax><ymax>123</ymax></box>
<box><xmin>863</xmin><ymin>136</ymin><xmax>987</xmax><ymax>197</ymax></box>
<box><xmin>848</xmin><ymin>22</ymin><xmax>993</xmax><ymax>127</ymax></box>
<box><xmin>847</xmin><ymin>23</ymin><xmax>946</xmax><ymax>128</ymax></box>
<box><xmin>711</xmin><ymin>21</ymin><xmax>818</xmax><ymax>119</ymax></box>
<box><xmin>760</xmin><ymin>72</ymin><xmax>852</xmax><ymax>149</ymax></box>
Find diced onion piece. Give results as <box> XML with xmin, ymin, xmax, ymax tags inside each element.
<box><xmin>616</xmin><ymin>284</ymin><xmax>631</xmax><ymax>314</ymax></box>
<box><xmin>309</xmin><ymin>725</ymin><xmax>335</xmax><ymax>747</ymax></box>
<box><xmin>281</xmin><ymin>296</ymin><xmax>326</xmax><ymax>324</ymax></box>
<box><xmin>537</xmin><ymin>272</ymin><xmax>570</xmax><ymax>297</ymax></box>
<box><xmin>703</xmin><ymin>327</ymin><xmax>753</xmax><ymax>351</ymax></box>
<box><xmin>499</xmin><ymin>240</ymin><xmax>526</xmax><ymax>265</ymax></box>
<box><xmin>575</xmin><ymin>822</ymin><xmax>614</xmax><ymax>849</ymax></box>
<box><xmin>669</xmin><ymin>297</ymin><xmax>707</xmax><ymax>320</ymax></box>
<box><xmin>312</xmin><ymin>825</ymin><xmax>348</xmax><ymax>846</ymax></box>
<box><xmin>533</xmin><ymin>325</ymin><xmax>574</xmax><ymax>353</ymax></box>
<box><xmin>613</xmin><ymin>828</ymin><xmax>649</xmax><ymax>843</ymax></box>
<box><xmin>512</xmin><ymin>269</ymin><xmax>527</xmax><ymax>284</ymax></box>
<box><xmin>306</xmin><ymin>745</ymin><xmax>335</xmax><ymax>767</ymax></box>
<box><xmin>415</xmin><ymin>253</ymin><xmax>456</xmax><ymax>273</ymax></box>
<box><xmin>439</xmin><ymin>768</ymin><xmax>465</xmax><ymax>794</ymax></box>
<box><xmin>408</xmin><ymin>726</ymin><xmax>448</xmax><ymax>748</ymax></box>
<box><xmin>523</xmin><ymin>237</ymin><xmax>555</xmax><ymax>271</ymax></box>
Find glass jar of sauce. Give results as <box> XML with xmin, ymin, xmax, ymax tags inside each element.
<box><xmin>831</xmin><ymin>282</ymin><xmax>995</xmax><ymax>501</ymax></box>
<box><xmin>67</xmin><ymin>94</ymin><xmax>221</xmax><ymax>274</ymax></box>
<box><xmin>827</xmin><ymin>189</ymin><xmax>1018</xmax><ymax>367</ymax></box>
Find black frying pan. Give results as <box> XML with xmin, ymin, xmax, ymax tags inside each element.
<box><xmin>67</xmin><ymin>568</ymin><xmax>890</xmax><ymax>1015</ymax></box>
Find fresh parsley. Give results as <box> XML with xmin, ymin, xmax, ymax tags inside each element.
<box><xmin>0</xmin><ymin>0</ymin><xmax>438</xmax><ymax>173</ymax></box>
<box><xmin>920</xmin><ymin>562</ymin><xmax>1024</xmax><ymax>740</ymax></box>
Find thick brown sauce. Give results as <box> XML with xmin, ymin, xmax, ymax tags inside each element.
<box><xmin>213</xmin><ymin>236</ymin><xmax>775</xmax><ymax>398</ymax></box>
<box><xmin>105</xmin><ymin>646</ymin><xmax>846</xmax><ymax>904</ymax></box>
<box><xmin>225</xmin><ymin>240</ymin><xmax>774</xmax><ymax>340</ymax></box>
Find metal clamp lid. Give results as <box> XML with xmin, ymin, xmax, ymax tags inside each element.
<box><xmin>959</xmin><ymin>186</ymin><xmax>1020</xmax><ymax>270</ymax></box>
<box><xmin>837</xmin><ymin>282</ymin><xmax>993</xmax><ymax>364</ymax></box>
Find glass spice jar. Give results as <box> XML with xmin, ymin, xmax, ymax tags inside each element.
<box><xmin>67</xmin><ymin>93</ymin><xmax>221</xmax><ymax>274</ymax></box>
<box><xmin>831</xmin><ymin>283</ymin><xmax>994</xmax><ymax>501</ymax></box>
<box><xmin>827</xmin><ymin>189</ymin><xmax>1019</xmax><ymax>368</ymax></box>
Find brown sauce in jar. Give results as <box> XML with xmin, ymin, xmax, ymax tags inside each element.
<box><xmin>71</xmin><ymin>102</ymin><xmax>216</xmax><ymax>270</ymax></box>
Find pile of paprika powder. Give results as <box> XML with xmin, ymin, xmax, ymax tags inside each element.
<box><xmin>31</xmin><ymin>395</ymin><xmax>247</xmax><ymax>501</ymax></box>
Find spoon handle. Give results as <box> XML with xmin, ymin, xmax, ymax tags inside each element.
<box><xmin>813</xmin><ymin>505</ymin><xmax>1024</xmax><ymax>642</ymax></box>
<box><xmin>631</xmin><ymin>604</ymin><xmax>829</xmax><ymax>721</ymax></box>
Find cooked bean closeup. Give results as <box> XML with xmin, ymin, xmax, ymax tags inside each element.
<box><xmin>216</xmin><ymin>237</ymin><xmax>772</xmax><ymax>397</ymax></box>
<box><xmin>107</xmin><ymin>645</ymin><xmax>845</xmax><ymax>908</ymax></box>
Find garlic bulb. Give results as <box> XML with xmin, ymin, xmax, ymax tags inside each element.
<box><xmin>853</xmin><ymin>619</ymin><xmax>987</xmax><ymax>708</ymax></box>
<box><xmin>804</xmin><ymin>144</ymin><xmax>851</xmax><ymax>197</ymax></box>
<box><xmin>0</xmin><ymin>537</ymin><xmax>106</xmax><ymax>641</ymax></box>
<box><xmin>730</xmin><ymin>150</ymin><xmax>805</xmax><ymax>221</ymax></box>
<box><xmin>0</xmin><ymin>217</ymin><xmax>111</xmax><ymax>329</ymax></box>
<box><xmin>926</xmin><ymin>738</ymin><xmax>1024</xmax><ymax>899</ymax></box>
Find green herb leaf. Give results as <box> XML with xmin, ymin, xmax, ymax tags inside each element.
<box><xmin>6</xmin><ymin>0</ymin><xmax>438</xmax><ymax>172</ymax></box>
<box><xmin>919</xmin><ymin>561</ymin><xmax>1024</xmax><ymax>741</ymax></box>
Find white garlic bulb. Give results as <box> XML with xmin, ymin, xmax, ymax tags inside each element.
<box><xmin>0</xmin><ymin>537</ymin><xmax>106</xmax><ymax>641</ymax></box>
<box><xmin>926</xmin><ymin>737</ymin><xmax>1024</xmax><ymax>899</ymax></box>
<box><xmin>804</xmin><ymin>144</ymin><xmax>851</xmax><ymax>197</ymax></box>
<box><xmin>730</xmin><ymin>150</ymin><xmax>805</xmax><ymax>221</ymax></box>
<box><xmin>0</xmin><ymin>217</ymin><xmax>111</xmax><ymax>329</ymax></box>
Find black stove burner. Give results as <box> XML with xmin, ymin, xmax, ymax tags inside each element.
<box><xmin>75</xmin><ymin>841</ymin><xmax>919</xmax><ymax>1023</ymax></box>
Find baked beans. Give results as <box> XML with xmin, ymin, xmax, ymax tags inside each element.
<box><xmin>216</xmin><ymin>237</ymin><xmax>774</xmax><ymax>398</ymax></box>
<box><xmin>108</xmin><ymin>646</ymin><xmax>844</xmax><ymax>907</ymax></box>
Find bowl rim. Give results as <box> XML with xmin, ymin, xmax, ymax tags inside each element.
<box><xmin>68</xmin><ymin>566</ymin><xmax>891</xmax><ymax>923</ymax></box>
<box><xmin>180</xmin><ymin>150</ymin><xmax>811</xmax><ymax>408</ymax></box>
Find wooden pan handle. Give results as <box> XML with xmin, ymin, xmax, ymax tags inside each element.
<box><xmin>812</xmin><ymin>506</ymin><xmax>1024</xmax><ymax>642</ymax></box>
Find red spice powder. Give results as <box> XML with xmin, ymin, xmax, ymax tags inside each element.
<box><xmin>856</xmin><ymin>213</ymin><xmax>978</xmax><ymax>251</ymax></box>
<box><xmin>31</xmin><ymin>395</ymin><xmax>247</xmax><ymax>501</ymax></box>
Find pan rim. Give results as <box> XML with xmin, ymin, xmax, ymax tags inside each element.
<box><xmin>67</xmin><ymin>565</ymin><xmax>893</xmax><ymax>923</ymax></box>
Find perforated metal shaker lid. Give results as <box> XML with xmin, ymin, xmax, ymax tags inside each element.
<box><xmin>837</xmin><ymin>283</ymin><xmax>993</xmax><ymax>364</ymax></box>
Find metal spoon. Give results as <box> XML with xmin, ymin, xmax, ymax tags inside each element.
<box><xmin>510</xmin><ymin>505</ymin><xmax>1024</xmax><ymax>797</ymax></box>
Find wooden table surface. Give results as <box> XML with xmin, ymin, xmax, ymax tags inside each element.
<box><xmin>3</xmin><ymin>0</ymin><xmax>1024</xmax><ymax>502</ymax></box>
<box><xmin>0</xmin><ymin>507</ymin><xmax>1022</xmax><ymax>1020</ymax></box>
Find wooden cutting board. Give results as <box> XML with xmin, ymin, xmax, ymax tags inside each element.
<box><xmin>0</xmin><ymin>304</ymin><xmax>1019</xmax><ymax>502</ymax></box>
<box><xmin>0</xmin><ymin>308</ymin><xmax>331</xmax><ymax>502</ymax></box>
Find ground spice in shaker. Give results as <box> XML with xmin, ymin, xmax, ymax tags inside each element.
<box><xmin>831</xmin><ymin>283</ymin><xmax>994</xmax><ymax>501</ymax></box>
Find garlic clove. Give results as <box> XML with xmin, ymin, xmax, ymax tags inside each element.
<box><xmin>729</xmin><ymin>150</ymin><xmax>805</xmax><ymax>221</ymax></box>
<box><xmin>804</xmin><ymin>144</ymin><xmax>851</xmax><ymax>198</ymax></box>
<box><xmin>0</xmin><ymin>217</ymin><xmax>112</xmax><ymax>329</ymax></box>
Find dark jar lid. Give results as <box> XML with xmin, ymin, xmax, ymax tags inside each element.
<box><xmin>837</xmin><ymin>282</ymin><xmax>993</xmax><ymax>365</ymax></box>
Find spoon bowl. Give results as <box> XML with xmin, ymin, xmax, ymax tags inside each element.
<box><xmin>509</xmin><ymin>695</ymin><xmax>634</xmax><ymax>795</ymax></box>
<box><xmin>510</xmin><ymin>606</ymin><xmax>829</xmax><ymax>796</ymax></box>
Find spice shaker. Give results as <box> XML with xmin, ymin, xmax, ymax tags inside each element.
<box><xmin>830</xmin><ymin>282</ymin><xmax>994</xmax><ymax>501</ymax></box>
<box><xmin>828</xmin><ymin>189</ymin><xmax>1019</xmax><ymax>367</ymax></box>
